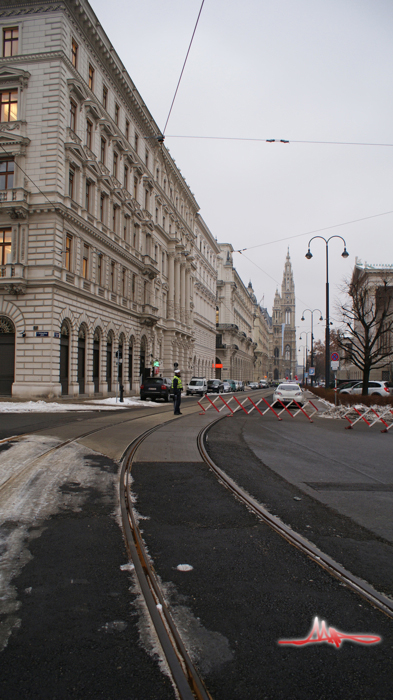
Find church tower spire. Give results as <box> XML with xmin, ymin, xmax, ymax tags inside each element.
<box><xmin>272</xmin><ymin>252</ymin><xmax>297</xmax><ymax>380</ymax></box>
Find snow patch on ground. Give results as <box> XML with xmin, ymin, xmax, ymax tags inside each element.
<box><xmin>0</xmin><ymin>435</ymin><xmax>116</xmax><ymax>651</ymax></box>
<box><xmin>88</xmin><ymin>397</ymin><xmax>162</xmax><ymax>408</ymax></box>
<box><xmin>0</xmin><ymin>400</ymin><xmax>126</xmax><ymax>412</ymax></box>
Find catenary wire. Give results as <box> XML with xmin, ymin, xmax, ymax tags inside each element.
<box><xmin>162</xmin><ymin>0</ymin><xmax>205</xmax><ymax>136</ymax></box>
<box><xmin>233</xmin><ymin>209</ymin><xmax>393</xmax><ymax>253</ymax></box>
<box><xmin>165</xmin><ymin>134</ymin><xmax>393</xmax><ymax>147</ymax></box>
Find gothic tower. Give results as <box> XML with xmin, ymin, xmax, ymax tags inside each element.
<box><xmin>271</xmin><ymin>250</ymin><xmax>297</xmax><ymax>380</ymax></box>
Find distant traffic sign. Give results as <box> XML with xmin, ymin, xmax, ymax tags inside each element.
<box><xmin>308</xmin><ymin>367</ymin><xmax>315</xmax><ymax>376</ymax></box>
<box><xmin>331</xmin><ymin>352</ymin><xmax>339</xmax><ymax>362</ymax></box>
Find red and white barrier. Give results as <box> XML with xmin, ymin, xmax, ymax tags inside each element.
<box><xmin>198</xmin><ymin>393</ymin><xmax>319</xmax><ymax>422</ymax></box>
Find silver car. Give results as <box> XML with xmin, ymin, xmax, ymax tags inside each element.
<box><xmin>341</xmin><ymin>380</ymin><xmax>392</xmax><ymax>397</ymax></box>
<box><xmin>273</xmin><ymin>383</ymin><xmax>305</xmax><ymax>406</ymax></box>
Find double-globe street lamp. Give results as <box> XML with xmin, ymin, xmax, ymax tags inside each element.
<box><xmin>301</xmin><ymin>308</ymin><xmax>323</xmax><ymax>385</ymax></box>
<box><xmin>305</xmin><ymin>236</ymin><xmax>349</xmax><ymax>389</ymax></box>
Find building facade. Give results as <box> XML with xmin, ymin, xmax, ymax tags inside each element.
<box><xmin>0</xmin><ymin>0</ymin><xmax>218</xmax><ymax>398</ymax></box>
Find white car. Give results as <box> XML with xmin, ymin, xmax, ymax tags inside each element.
<box><xmin>273</xmin><ymin>383</ymin><xmax>305</xmax><ymax>406</ymax></box>
<box><xmin>186</xmin><ymin>377</ymin><xmax>207</xmax><ymax>396</ymax></box>
<box><xmin>340</xmin><ymin>380</ymin><xmax>392</xmax><ymax>397</ymax></box>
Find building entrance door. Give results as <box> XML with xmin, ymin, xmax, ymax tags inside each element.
<box><xmin>0</xmin><ymin>316</ymin><xmax>15</xmax><ymax>395</ymax></box>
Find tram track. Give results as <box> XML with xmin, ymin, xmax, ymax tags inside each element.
<box><xmin>0</xmin><ymin>404</ymin><xmax>184</xmax><ymax>501</ymax></box>
<box><xmin>198</xmin><ymin>416</ymin><xmax>393</xmax><ymax>620</ymax></box>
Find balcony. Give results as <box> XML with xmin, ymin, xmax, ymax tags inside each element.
<box><xmin>0</xmin><ymin>188</ymin><xmax>29</xmax><ymax>218</ymax></box>
<box><xmin>0</xmin><ymin>263</ymin><xmax>26</xmax><ymax>294</ymax></box>
<box><xmin>140</xmin><ymin>303</ymin><xmax>159</xmax><ymax>327</ymax></box>
<box><xmin>141</xmin><ymin>255</ymin><xmax>158</xmax><ymax>279</ymax></box>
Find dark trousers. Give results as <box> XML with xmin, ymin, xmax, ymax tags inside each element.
<box><xmin>174</xmin><ymin>391</ymin><xmax>181</xmax><ymax>414</ymax></box>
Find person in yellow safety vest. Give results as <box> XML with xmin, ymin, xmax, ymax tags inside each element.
<box><xmin>171</xmin><ymin>370</ymin><xmax>183</xmax><ymax>415</ymax></box>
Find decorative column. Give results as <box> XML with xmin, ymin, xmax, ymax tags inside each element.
<box><xmin>68</xmin><ymin>328</ymin><xmax>79</xmax><ymax>397</ymax></box>
<box><xmin>180</xmin><ymin>262</ymin><xmax>186</xmax><ymax>323</ymax></box>
<box><xmin>99</xmin><ymin>333</ymin><xmax>108</xmax><ymax>395</ymax></box>
<box><xmin>185</xmin><ymin>267</ymin><xmax>191</xmax><ymax>323</ymax></box>
<box><xmin>174</xmin><ymin>257</ymin><xmax>181</xmax><ymax>320</ymax></box>
<box><xmin>168</xmin><ymin>252</ymin><xmax>175</xmax><ymax>319</ymax></box>
<box><xmin>84</xmin><ymin>330</ymin><xmax>95</xmax><ymax>396</ymax></box>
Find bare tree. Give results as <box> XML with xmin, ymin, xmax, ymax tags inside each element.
<box><xmin>337</xmin><ymin>267</ymin><xmax>393</xmax><ymax>395</ymax></box>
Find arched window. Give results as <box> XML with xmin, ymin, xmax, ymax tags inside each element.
<box><xmin>285</xmin><ymin>309</ymin><xmax>291</xmax><ymax>325</ymax></box>
<box><xmin>274</xmin><ymin>347</ymin><xmax>279</xmax><ymax>358</ymax></box>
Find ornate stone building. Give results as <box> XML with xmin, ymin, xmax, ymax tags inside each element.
<box><xmin>215</xmin><ymin>246</ymin><xmax>296</xmax><ymax>382</ymax></box>
<box><xmin>0</xmin><ymin>0</ymin><xmax>218</xmax><ymax>398</ymax></box>
<box><xmin>271</xmin><ymin>250</ymin><xmax>297</xmax><ymax>380</ymax></box>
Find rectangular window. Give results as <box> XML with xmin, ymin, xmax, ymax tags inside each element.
<box><xmin>70</xmin><ymin>99</ymin><xmax>77</xmax><ymax>131</ymax></box>
<box><xmin>97</xmin><ymin>253</ymin><xmax>102</xmax><ymax>285</ymax></box>
<box><xmin>134</xmin><ymin>132</ymin><xmax>139</xmax><ymax>153</ymax></box>
<box><xmin>71</xmin><ymin>39</ymin><xmax>78</xmax><ymax>68</ymax></box>
<box><xmin>133</xmin><ymin>225</ymin><xmax>137</xmax><ymax>249</ymax></box>
<box><xmin>100</xmin><ymin>193</ymin><xmax>105</xmax><ymax>222</ymax></box>
<box><xmin>102</xmin><ymin>85</ymin><xmax>108</xmax><ymax>109</ymax></box>
<box><xmin>133</xmin><ymin>177</ymin><xmax>138</xmax><ymax>200</ymax></box>
<box><xmin>145</xmin><ymin>149</ymin><xmax>149</xmax><ymax>168</ymax></box>
<box><xmin>0</xmin><ymin>90</ymin><xmax>18</xmax><ymax>122</ymax></box>
<box><xmin>82</xmin><ymin>244</ymin><xmax>89</xmax><ymax>279</ymax></box>
<box><xmin>131</xmin><ymin>273</ymin><xmax>136</xmax><ymax>300</ymax></box>
<box><xmin>68</xmin><ymin>167</ymin><xmax>75</xmax><ymax>199</ymax></box>
<box><xmin>65</xmin><ymin>235</ymin><xmax>72</xmax><ymax>271</ymax></box>
<box><xmin>124</xmin><ymin>165</ymin><xmax>128</xmax><ymax>190</ymax></box>
<box><xmin>125</xmin><ymin>120</ymin><xmax>129</xmax><ymax>141</ymax></box>
<box><xmin>110</xmin><ymin>261</ymin><xmax>115</xmax><ymax>291</ymax></box>
<box><xmin>113</xmin><ymin>151</ymin><xmax>118</xmax><ymax>178</ymax></box>
<box><xmin>0</xmin><ymin>159</ymin><xmax>14</xmax><ymax>190</ymax></box>
<box><xmin>100</xmin><ymin>137</ymin><xmax>106</xmax><ymax>164</ymax></box>
<box><xmin>86</xmin><ymin>119</ymin><xmax>92</xmax><ymax>149</ymax></box>
<box><xmin>162</xmin><ymin>216</ymin><xmax>165</xmax><ymax>231</ymax></box>
<box><xmin>115</xmin><ymin>103</ymin><xmax>119</xmax><ymax>125</ymax></box>
<box><xmin>3</xmin><ymin>28</ymin><xmax>18</xmax><ymax>57</ymax></box>
<box><xmin>144</xmin><ymin>189</ymin><xmax>149</xmax><ymax>210</ymax></box>
<box><xmin>112</xmin><ymin>205</ymin><xmax>117</xmax><ymax>232</ymax></box>
<box><xmin>88</xmin><ymin>64</ymin><xmax>94</xmax><ymax>90</ymax></box>
<box><xmin>122</xmin><ymin>268</ymin><xmax>126</xmax><ymax>297</ymax></box>
<box><xmin>0</xmin><ymin>228</ymin><xmax>11</xmax><ymax>266</ymax></box>
<box><xmin>85</xmin><ymin>180</ymin><xmax>90</xmax><ymax>212</ymax></box>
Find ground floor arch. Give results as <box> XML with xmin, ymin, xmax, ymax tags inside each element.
<box><xmin>0</xmin><ymin>316</ymin><xmax>15</xmax><ymax>395</ymax></box>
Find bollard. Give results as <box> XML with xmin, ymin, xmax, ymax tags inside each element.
<box><xmin>120</xmin><ymin>384</ymin><xmax>124</xmax><ymax>402</ymax></box>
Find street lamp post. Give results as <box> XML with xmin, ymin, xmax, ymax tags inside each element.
<box><xmin>299</xmin><ymin>331</ymin><xmax>312</xmax><ymax>383</ymax></box>
<box><xmin>301</xmin><ymin>308</ymin><xmax>323</xmax><ymax>385</ymax></box>
<box><xmin>305</xmin><ymin>236</ymin><xmax>349</xmax><ymax>389</ymax></box>
<box><xmin>298</xmin><ymin>344</ymin><xmax>307</xmax><ymax>384</ymax></box>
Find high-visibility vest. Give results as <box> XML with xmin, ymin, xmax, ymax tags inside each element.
<box><xmin>171</xmin><ymin>375</ymin><xmax>183</xmax><ymax>390</ymax></box>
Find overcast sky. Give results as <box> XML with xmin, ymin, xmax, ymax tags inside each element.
<box><xmin>91</xmin><ymin>0</ymin><xmax>393</xmax><ymax>344</ymax></box>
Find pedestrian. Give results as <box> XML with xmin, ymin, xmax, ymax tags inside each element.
<box><xmin>171</xmin><ymin>369</ymin><xmax>183</xmax><ymax>415</ymax></box>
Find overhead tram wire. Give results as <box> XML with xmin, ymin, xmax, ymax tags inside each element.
<box><xmin>165</xmin><ymin>134</ymin><xmax>393</xmax><ymax>148</ymax></box>
<box><xmin>233</xmin><ymin>209</ymin><xmax>393</xmax><ymax>254</ymax></box>
<box><xmin>162</xmin><ymin>0</ymin><xmax>205</xmax><ymax>137</ymax></box>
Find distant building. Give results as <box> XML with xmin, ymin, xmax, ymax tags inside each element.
<box><xmin>215</xmin><ymin>245</ymin><xmax>296</xmax><ymax>382</ymax></box>
<box><xmin>337</xmin><ymin>259</ymin><xmax>393</xmax><ymax>382</ymax></box>
<box><xmin>271</xmin><ymin>250</ymin><xmax>297</xmax><ymax>380</ymax></box>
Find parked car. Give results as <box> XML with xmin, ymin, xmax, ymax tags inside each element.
<box><xmin>273</xmin><ymin>383</ymin><xmax>305</xmax><ymax>406</ymax></box>
<box><xmin>234</xmin><ymin>381</ymin><xmax>245</xmax><ymax>391</ymax></box>
<box><xmin>206</xmin><ymin>379</ymin><xmax>224</xmax><ymax>394</ymax></box>
<box><xmin>338</xmin><ymin>380</ymin><xmax>361</xmax><ymax>393</ymax></box>
<box><xmin>259</xmin><ymin>380</ymin><xmax>269</xmax><ymax>389</ymax></box>
<box><xmin>226</xmin><ymin>380</ymin><xmax>237</xmax><ymax>391</ymax></box>
<box><xmin>248</xmin><ymin>382</ymin><xmax>259</xmax><ymax>390</ymax></box>
<box><xmin>186</xmin><ymin>377</ymin><xmax>208</xmax><ymax>396</ymax></box>
<box><xmin>222</xmin><ymin>382</ymin><xmax>232</xmax><ymax>393</ymax></box>
<box><xmin>340</xmin><ymin>380</ymin><xmax>393</xmax><ymax>397</ymax></box>
<box><xmin>140</xmin><ymin>376</ymin><xmax>171</xmax><ymax>402</ymax></box>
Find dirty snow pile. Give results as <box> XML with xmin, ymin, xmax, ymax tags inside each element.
<box><xmin>0</xmin><ymin>397</ymin><xmax>163</xmax><ymax>412</ymax></box>
<box><xmin>317</xmin><ymin>398</ymin><xmax>393</xmax><ymax>420</ymax></box>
